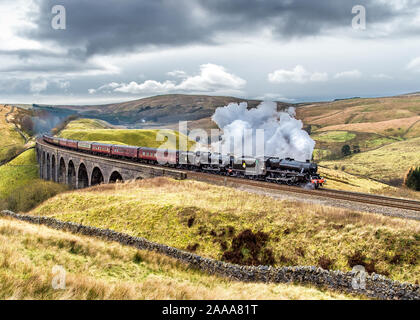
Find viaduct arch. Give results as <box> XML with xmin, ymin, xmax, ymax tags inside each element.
<box><xmin>36</xmin><ymin>139</ymin><xmax>185</xmax><ymax>189</ymax></box>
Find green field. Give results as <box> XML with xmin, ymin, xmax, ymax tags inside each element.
<box><xmin>0</xmin><ymin>149</ymin><xmax>39</xmax><ymax>198</ymax></box>
<box><xmin>0</xmin><ymin>149</ymin><xmax>67</xmax><ymax>212</ymax></box>
<box><xmin>31</xmin><ymin>178</ymin><xmax>420</xmax><ymax>284</ymax></box>
<box><xmin>320</xmin><ymin>137</ymin><xmax>420</xmax><ymax>184</ymax></box>
<box><xmin>312</xmin><ymin>131</ymin><xmax>356</xmax><ymax>143</ymax></box>
<box><xmin>60</xmin><ymin>118</ymin><xmax>115</xmax><ymax>131</ymax></box>
<box><xmin>311</xmin><ymin>130</ymin><xmax>399</xmax><ymax>162</ymax></box>
<box><xmin>59</xmin><ymin>119</ymin><xmax>196</xmax><ymax>150</ymax></box>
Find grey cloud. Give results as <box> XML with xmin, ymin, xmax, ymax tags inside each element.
<box><xmin>27</xmin><ymin>0</ymin><xmax>420</xmax><ymax>57</ymax></box>
<box><xmin>27</xmin><ymin>0</ymin><xmax>214</xmax><ymax>56</ymax></box>
<box><xmin>4</xmin><ymin>0</ymin><xmax>420</xmax><ymax>101</ymax></box>
<box><xmin>0</xmin><ymin>49</ymin><xmax>64</xmax><ymax>59</ymax></box>
<box><xmin>199</xmin><ymin>0</ymin><xmax>415</xmax><ymax>37</ymax></box>
<box><xmin>0</xmin><ymin>61</ymin><xmax>107</xmax><ymax>74</ymax></box>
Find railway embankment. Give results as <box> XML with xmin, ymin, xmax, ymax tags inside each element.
<box><xmin>186</xmin><ymin>171</ymin><xmax>420</xmax><ymax>221</ymax></box>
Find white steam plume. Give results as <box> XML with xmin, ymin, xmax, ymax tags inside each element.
<box><xmin>210</xmin><ymin>101</ymin><xmax>315</xmax><ymax>161</ymax></box>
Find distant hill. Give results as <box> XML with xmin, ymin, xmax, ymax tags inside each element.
<box><xmin>296</xmin><ymin>95</ymin><xmax>420</xmax><ymax>188</ymax></box>
<box><xmin>39</xmin><ymin>94</ymin><xmax>290</xmax><ymax>125</ymax></box>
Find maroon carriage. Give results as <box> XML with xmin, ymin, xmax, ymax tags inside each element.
<box><xmin>58</xmin><ymin>138</ymin><xmax>68</xmax><ymax>148</ymax></box>
<box><xmin>111</xmin><ymin>145</ymin><xmax>139</xmax><ymax>159</ymax></box>
<box><xmin>138</xmin><ymin>147</ymin><xmax>158</xmax><ymax>162</ymax></box>
<box><xmin>66</xmin><ymin>140</ymin><xmax>78</xmax><ymax>149</ymax></box>
<box><xmin>91</xmin><ymin>143</ymin><xmax>112</xmax><ymax>155</ymax></box>
<box><xmin>156</xmin><ymin>149</ymin><xmax>178</xmax><ymax>165</ymax></box>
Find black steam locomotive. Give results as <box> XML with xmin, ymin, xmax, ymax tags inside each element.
<box><xmin>43</xmin><ymin>135</ymin><xmax>325</xmax><ymax>188</ymax></box>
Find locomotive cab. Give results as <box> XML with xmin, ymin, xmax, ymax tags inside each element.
<box><xmin>231</xmin><ymin>156</ymin><xmax>266</xmax><ymax>176</ymax></box>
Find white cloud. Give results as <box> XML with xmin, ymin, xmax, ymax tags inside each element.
<box><xmin>115</xmin><ymin>80</ymin><xmax>177</xmax><ymax>94</ymax></box>
<box><xmin>407</xmin><ymin>57</ymin><xmax>420</xmax><ymax>72</ymax></box>
<box><xmin>91</xmin><ymin>64</ymin><xmax>246</xmax><ymax>95</ymax></box>
<box><xmin>30</xmin><ymin>78</ymin><xmax>48</xmax><ymax>93</ymax></box>
<box><xmin>256</xmin><ymin>93</ymin><xmax>295</xmax><ymax>102</ymax></box>
<box><xmin>334</xmin><ymin>70</ymin><xmax>362</xmax><ymax>79</ymax></box>
<box><xmin>167</xmin><ymin>70</ymin><xmax>187</xmax><ymax>78</ymax></box>
<box><xmin>57</xmin><ymin>80</ymin><xmax>70</xmax><ymax>90</ymax></box>
<box><xmin>309</xmin><ymin>72</ymin><xmax>329</xmax><ymax>82</ymax></box>
<box><xmin>0</xmin><ymin>0</ymin><xmax>39</xmax><ymax>51</ymax></box>
<box><xmin>372</xmin><ymin>73</ymin><xmax>393</xmax><ymax>80</ymax></box>
<box><xmin>98</xmin><ymin>82</ymin><xmax>122</xmax><ymax>91</ymax></box>
<box><xmin>268</xmin><ymin>65</ymin><xmax>328</xmax><ymax>84</ymax></box>
<box><xmin>176</xmin><ymin>64</ymin><xmax>246</xmax><ymax>91</ymax></box>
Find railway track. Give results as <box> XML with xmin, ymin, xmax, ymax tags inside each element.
<box><xmin>38</xmin><ymin>139</ymin><xmax>420</xmax><ymax>213</ymax></box>
<box><xmin>185</xmin><ymin>171</ymin><xmax>420</xmax><ymax>212</ymax></box>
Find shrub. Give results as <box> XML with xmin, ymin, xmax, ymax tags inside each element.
<box><xmin>187</xmin><ymin>217</ymin><xmax>195</xmax><ymax>228</ymax></box>
<box><xmin>5</xmin><ymin>180</ymin><xmax>68</xmax><ymax>212</ymax></box>
<box><xmin>51</xmin><ymin>115</ymin><xmax>79</xmax><ymax>135</ymax></box>
<box><xmin>133</xmin><ymin>252</ymin><xmax>143</xmax><ymax>264</ymax></box>
<box><xmin>3</xmin><ymin>145</ymin><xmax>25</xmax><ymax>163</ymax></box>
<box><xmin>404</xmin><ymin>166</ymin><xmax>420</xmax><ymax>191</ymax></box>
<box><xmin>341</xmin><ymin>144</ymin><xmax>351</xmax><ymax>156</ymax></box>
<box><xmin>20</xmin><ymin>115</ymin><xmax>34</xmax><ymax>135</ymax></box>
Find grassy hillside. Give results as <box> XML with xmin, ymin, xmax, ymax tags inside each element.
<box><xmin>60</xmin><ymin>118</ymin><xmax>114</xmax><ymax>130</ymax></box>
<box><xmin>44</xmin><ymin>94</ymin><xmax>285</xmax><ymax>125</ymax></box>
<box><xmin>0</xmin><ymin>105</ymin><xmax>26</xmax><ymax>163</ymax></box>
<box><xmin>31</xmin><ymin>178</ymin><xmax>420</xmax><ymax>284</ymax></box>
<box><xmin>297</xmin><ymin>96</ymin><xmax>420</xmax><ymax>127</ymax></box>
<box><xmin>320</xmin><ymin>137</ymin><xmax>420</xmax><ymax>185</ymax></box>
<box><xmin>0</xmin><ymin>216</ymin><xmax>356</xmax><ymax>300</ymax></box>
<box><xmin>317</xmin><ymin>116</ymin><xmax>420</xmax><ymax>137</ymax></box>
<box><xmin>0</xmin><ymin>149</ymin><xmax>67</xmax><ymax>212</ymax></box>
<box><xmin>59</xmin><ymin>118</ymin><xmax>196</xmax><ymax>150</ymax></box>
<box><xmin>295</xmin><ymin>96</ymin><xmax>420</xmax><ymax>190</ymax></box>
<box><xmin>0</xmin><ymin>149</ymin><xmax>39</xmax><ymax>199</ymax></box>
<box><xmin>317</xmin><ymin>167</ymin><xmax>393</xmax><ymax>193</ymax></box>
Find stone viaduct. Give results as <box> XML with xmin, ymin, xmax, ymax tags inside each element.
<box><xmin>36</xmin><ymin>139</ymin><xmax>186</xmax><ymax>189</ymax></box>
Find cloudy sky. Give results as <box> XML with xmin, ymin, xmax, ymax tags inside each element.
<box><xmin>1</xmin><ymin>0</ymin><xmax>420</xmax><ymax>105</ymax></box>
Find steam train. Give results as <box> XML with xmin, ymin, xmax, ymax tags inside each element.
<box><xmin>42</xmin><ymin>135</ymin><xmax>325</xmax><ymax>188</ymax></box>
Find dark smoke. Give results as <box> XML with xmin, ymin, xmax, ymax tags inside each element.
<box><xmin>31</xmin><ymin>115</ymin><xmax>63</xmax><ymax>134</ymax></box>
<box><xmin>30</xmin><ymin>107</ymin><xmax>78</xmax><ymax>135</ymax></box>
